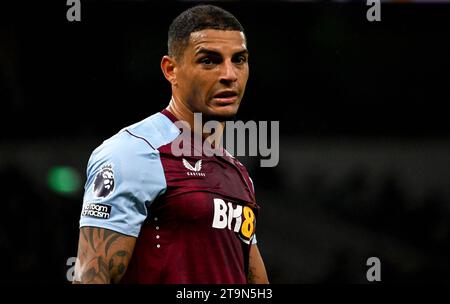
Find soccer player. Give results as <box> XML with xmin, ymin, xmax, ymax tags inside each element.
<box><xmin>73</xmin><ymin>4</ymin><xmax>269</xmax><ymax>284</ymax></box>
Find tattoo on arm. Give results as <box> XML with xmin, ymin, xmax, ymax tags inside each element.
<box><xmin>247</xmin><ymin>265</ymin><xmax>258</xmax><ymax>283</ymax></box>
<box><xmin>73</xmin><ymin>227</ymin><xmax>136</xmax><ymax>284</ymax></box>
<box><xmin>247</xmin><ymin>244</ymin><xmax>269</xmax><ymax>284</ymax></box>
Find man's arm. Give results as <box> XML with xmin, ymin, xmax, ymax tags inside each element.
<box><xmin>248</xmin><ymin>244</ymin><xmax>269</xmax><ymax>284</ymax></box>
<box><xmin>73</xmin><ymin>226</ymin><xmax>136</xmax><ymax>284</ymax></box>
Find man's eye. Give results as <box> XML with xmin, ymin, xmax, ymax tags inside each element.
<box><xmin>234</xmin><ymin>56</ymin><xmax>247</xmax><ymax>64</ymax></box>
<box><xmin>200</xmin><ymin>57</ymin><xmax>215</xmax><ymax>65</ymax></box>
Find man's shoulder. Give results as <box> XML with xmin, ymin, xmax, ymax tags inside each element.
<box><xmin>103</xmin><ymin>112</ymin><xmax>180</xmax><ymax>148</ymax></box>
<box><xmin>90</xmin><ymin>112</ymin><xmax>180</xmax><ymax>162</ymax></box>
<box><xmin>121</xmin><ymin>111</ymin><xmax>180</xmax><ymax>148</ymax></box>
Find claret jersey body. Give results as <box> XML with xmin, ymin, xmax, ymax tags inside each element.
<box><xmin>79</xmin><ymin>109</ymin><xmax>259</xmax><ymax>283</ymax></box>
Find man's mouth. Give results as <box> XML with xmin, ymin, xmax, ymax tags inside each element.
<box><xmin>213</xmin><ymin>90</ymin><xmax>239</xmax><ymax>104</ymax></box>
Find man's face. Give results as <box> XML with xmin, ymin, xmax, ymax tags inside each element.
<box><xmin>174</xmin><ymin>29</ymin><xmax>249</xmax><ymax>120</ymax></box>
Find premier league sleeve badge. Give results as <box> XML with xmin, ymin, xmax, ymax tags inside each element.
<box><xmin>93</xmin><ymin>164</ymin><xmax>115</xmax><ymax>198</ymax></box>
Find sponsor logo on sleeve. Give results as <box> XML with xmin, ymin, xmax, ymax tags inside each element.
<box><xmin>81</xmin><ymin>202</ymin><xmax>111</xmax><ymax>219</ymax></box>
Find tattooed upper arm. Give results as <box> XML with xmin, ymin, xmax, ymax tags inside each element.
<box><xmin>248</xmin><ymin>244</ymin><xmax>269</xmax><ymax>284</ymax></box>
<box><xmin>73</xmin><ymin>227</ymin><xmax>136</xmax><ymax>284</ymax></box>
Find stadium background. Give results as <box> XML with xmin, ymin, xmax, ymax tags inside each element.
<box><xmin>1</xmin><ymin>0</ymin><xmax>450</xmax><ymax>283</ymax></box>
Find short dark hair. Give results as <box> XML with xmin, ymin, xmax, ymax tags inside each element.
<box><xmin>168</xmin><ymin>5</ymin><xmax>245</xmax><ymax>60</ymax></box>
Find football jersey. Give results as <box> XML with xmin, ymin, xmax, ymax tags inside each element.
<box><xmin>80</xmin><ymin>109</ymin><xmax>259</xmax><ymax>283</ymax></box>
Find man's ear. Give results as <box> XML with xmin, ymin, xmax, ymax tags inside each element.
<box><xmin>161</xmin><ymin>55</ymin><xmax>178</xmax><ymax>86</ymax></box>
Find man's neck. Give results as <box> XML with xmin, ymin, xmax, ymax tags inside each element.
<box><xmin>165</xmin><ymin>96</ymin><xmax>225</xmax><ymax>148</ymax></box>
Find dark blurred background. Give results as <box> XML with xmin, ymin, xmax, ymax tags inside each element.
<box><xmin>1</xmin><ymin>0</ymin><xmax>450</xmax><ymax>283</ymax></box>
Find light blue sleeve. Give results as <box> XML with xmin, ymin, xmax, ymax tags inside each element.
<box><xmin>79</xmin><ymin>131</ymin><xmax>166</xmax><ymax>237</ymax></box>
<box><xmin>252</xmin><ymin>235</ymin><xmax>257</xmax><ymax>245</ymax></box>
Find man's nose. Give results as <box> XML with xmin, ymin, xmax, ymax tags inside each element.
<box><xmin>219</xmin><ymin>61</ymin><xmax>238</xmax><ymax>84</ymax></box>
